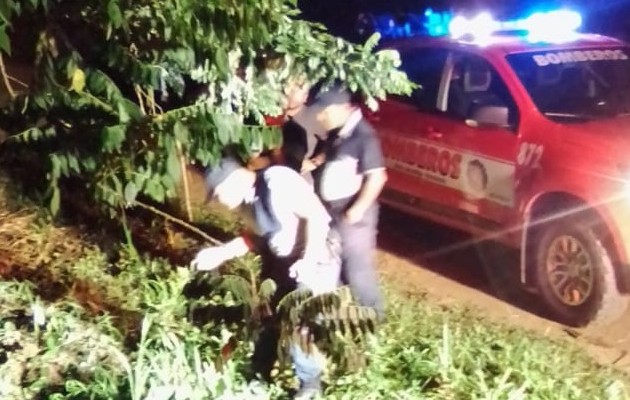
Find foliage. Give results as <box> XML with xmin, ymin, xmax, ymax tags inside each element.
<box><xmin>0</xmin><ymin>0</ymin><xmax>412</xmax><ymax>216</ymax></box>
<box><xmin>324</xmin><ymin>288</ymin><xmax>630</xmax><ymax>399</ymax></box>
<box><xmin>2</xmin><ymin>247</ymin><xmax>629</xmax><ymax>399</ymax></box>
<box><xmin>0</xmin><ymin>250</ymin><xmax>284</xmax><ymax>399</ymax></box>
<box><xmin>0</xmin><ymin>181</ymin><xmax>628</xmax><ymax>398</ymax></box>
<box><xmin>190</xmin><ymin>253</ymin><xmax>379</xmax><ymax>371</ymax></box>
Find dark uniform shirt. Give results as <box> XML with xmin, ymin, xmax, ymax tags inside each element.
<box><xmin>317</xmin><ymin>110</ymin><xmax>385</xmax><ymax>212</ymax></box>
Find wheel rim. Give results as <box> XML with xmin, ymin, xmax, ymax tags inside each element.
<box><xmin>545</xmin><ymin>235</ymin><xmax>594</xmax><ymax>306</ymax></box>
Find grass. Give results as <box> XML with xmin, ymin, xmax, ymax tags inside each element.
<box><xmin>0</xmin><ymin>171</ymin><xmax>629</xmax><ymax>399</ymax></box>
<box><xmin>325</xmin><ymin>287</ymin><xmax>629</xmax><ymax>399</ymax></box>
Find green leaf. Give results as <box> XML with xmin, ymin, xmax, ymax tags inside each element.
<box><xmin>124</xmin><ymin>181</ymin><xmax>138</xmax><ymax>204</ymax></box>
<box><xmin>363</xmin><ymin>33</ymin><xmax>381</xmax><ymax>54</ymax></box>
<box><xmin>215</xmin><ymin>47</ymin><xmax>229</xmax><ymax>75</ymax></box>
<box><xmin>214</xmin><ymin>115</ymin><xmax>231</xmax><ymax>145</ymax></box>
<box><xmin>50</xmin><ymin>154</ymin><xmax>61</xmax><ymax>178</ymax></box>
<box><xmin>87</xmin><ymin>71</ymin><xmax>106</xmax><ymax>93</ymax></box>
<box><xmin>0</xmin><ymin>0</ymin><xmax>14</xmax><ymax>24</ymax></box>
<box><xmin>68</xmin><ymin>155</ymin><xmax>80</xmax><ymax>173</ymax></box>
<box><xmin>145</xmin><ymin>178</ymin><xmax>165</xmax><ymax>202</ymax></box>
<box><xmin>50</xmin><ymin>186</ymin><xmax>60</xmax><ymax>215</ymax></box>
<box><xmin>173</xmin><ymin>121</ymin><xmax>189</xmax><ymax>143</ymax></box>
<box><xmin>0</xmin><ymin>25</ymin><xmax>10</xmax><ymax>55</ymax></box>
<box><xmin>259</xmin><ymin>279</ymin><xmax>277</xmax><ymax>302</ymax></box>
<box><xmin>120</xmin><ymin>98</ymin><xmax>142</xmax><ymax>121</ymax></box>
<box><xmin>107</xmin><ymin>0</ymin><xmax>122</xmax><ymax>29</ymax></box>
<box><xmin>166</xmin><ymin>148</ymin><xmax>181</xmax><ymax>182</ymax></box>
<box><xmin>70</xmin><ymin>68</ymin><xmax>86</xmax><ymax>92</ymax></box>
<box><xmin>117</xmin><ymin>101</ymin><xmax>130</xmax><ymax>123</ymax></box>
<box><xmin>101</xmin><ymin>125</ymin><xmax>125</xmax><ymax>152</ymax></box>
<box><xmin>307</xmin><ymin>57</ymin><xmax>319</xmax><ymax>70</ymax></box>
<box><xmin>33</xmin><ymin>95</ymin><xmax>48</xmax><ymax>109</ymax></box>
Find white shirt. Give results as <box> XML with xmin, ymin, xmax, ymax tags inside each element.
<box><xmin>319</xmin><ymin>109</ymin><xmax>365</xmax><ymax>202</ymax></box>
<box><xmin>245</xmin><ymin>166</ymin><xmax>331</xmax><ymax>257</ymax></box>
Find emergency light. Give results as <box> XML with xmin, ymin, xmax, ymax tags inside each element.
<box><xmin>360</xmin><ymin>8</ymin><xmax>452</xmax><ymax>39</ymax></box>
<box><xmin>448</xmin><ymin>9</ymin><xmax>583</xmax><ymax>43</ymax></box>
<box><xmin>368</xmin><ymin>8</ymin><xmax>583</xmax><ymax>44</ymax></box>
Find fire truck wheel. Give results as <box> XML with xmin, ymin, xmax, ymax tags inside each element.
<box><xmin>534</xmin><ymin>218</ymin><xmax>628</xmax><ymax>327</ymax></box>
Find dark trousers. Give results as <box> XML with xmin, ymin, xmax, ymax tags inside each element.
<box><xmin>251</xmin><ymin>242</ymin><xmax>330</xmax><ymax>389</ymax></box>
<box><xmin>330</xmin><ymin>204</ymin><xmax>385</xmax><ymax>319</ymax></box>
<box><xmin>251</xmin><ymin>246</ymin><xmax>298</xmax><ymax>382</ymax></box>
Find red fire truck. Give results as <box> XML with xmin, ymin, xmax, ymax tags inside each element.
<box><xmin>371</xmin><ymin>10</ymin><xmax>630</xmax><ymax>327</ymax></box>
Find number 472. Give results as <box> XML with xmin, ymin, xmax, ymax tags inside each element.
<box><xmin>517</xmin><ymin>143</ymin><xmax>544</xmax><ymax>168</ymax></box>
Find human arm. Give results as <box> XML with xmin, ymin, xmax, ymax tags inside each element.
<box><xmin>269</xmin><ymin>174</ymin><xmax>330</xmax><ymax>262</ymax></box>
<box><xmin>288</xmin><ymin>187</ymin><xmax>331</xmax><ymax>282</ymax></box>
<box><xmin>345</xmin><ymin>168</ymin><xmax>387</xmax><ymax>224</ymax></box>
<box><xmin>300</xmin><ymin>134</ymin><xmax>328</xmax><ymax>173</ymax></box>
<box><xmin>295</xmin><ymin>195</ymin><xmax>330</xmax><ymax>262</ymax></box>
<box><xmin>191</xmin><ymin>234</ymin><xmax>253</xmax><ymax>271</ymax></box>
<box><xmin>300</xmin><ymin>153</ymin><xmax>325</xmax><ymax>174</ymax></box>
<box><xmin>345</xmin><ymin>128</ymin><xmax>388</xmax><ymax>224</ymax></box>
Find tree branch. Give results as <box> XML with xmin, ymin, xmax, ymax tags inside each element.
<box><xmin>0</xmin><ymin>53</ymin><xmax>16</xmax><ymax>99</ymax></box>
<box><xmin>134</xmin><ymin>200</ymin><xmax>222</xmax><ymax>246</ymax></box>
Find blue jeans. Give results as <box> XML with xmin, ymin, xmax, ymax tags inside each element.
<box><xmin>290</xmin><ymin>335</ymin><xmax>324</xmax><ymax>390</ymax></box>
<box><xmin>291</xmin><ymin>203</ymin><xmax>385</xmax><ymax>388</ymax></box>
<box><xmin>253</xmin><ymin>236</ymin><xmax>340</xmax><ymax>389</ymax></box>
<box><xmin>289</xmin><ymin>238</ymin><xmax>341</xmax><ymax>389</ymax></box>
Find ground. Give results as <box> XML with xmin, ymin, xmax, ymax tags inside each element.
<box><xmin>376</xmin><ymin>206</ymin><xmax>630</xmax><ymax>375</ymax></box>
<box><xmin>3</xmin><ymin>165</ymin><xmax>628</xmax><ymax>383</ymax></box>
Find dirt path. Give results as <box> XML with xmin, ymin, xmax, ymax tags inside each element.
<box><xmin>375</xmin><ymin>206</ymin><xmax>630</xmax><ymax>375</ymax></box>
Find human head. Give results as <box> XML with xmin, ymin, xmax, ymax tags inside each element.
<box><xmin>281</xmin><ymin>76</ymin><xmax>310</xmax><ymax>117</ymax></box>
<box><xmin>205</xmin><ymin>157</ymin><xmax>255</xmax><ymax>209</ymax></box>
<box><xmin>310</xmin><ymin>83</ymin><xmax>356</xmax><ymax>131</ymax></box>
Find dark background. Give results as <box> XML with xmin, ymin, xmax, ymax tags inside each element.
<box><xmin>297</xmin><ymin>0</ymin><xmax>630</xmax><ymax>43</ymax></box>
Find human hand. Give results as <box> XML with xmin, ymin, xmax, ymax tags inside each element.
<box><xmin>289</xmin><ymin>259</ymin><xmax>307</xmax><ymax>282</ymax></box>
<box><xmin>191</xmin><ymin>246</ymin><xmax>228</xmax><ymax>271</ymax></box>
<box><xmin>344</xmin><ymin>206</ymin><xmax>365</xmax><ymax>225</ymax></box>
<box><xmin>300</xmin><ymin>159</ymin><xmax>318</xmax><ymax>174</ymax></box>
<box><xmin>289</xmin><ymin>258</ymin><xmax>311</xmax><ymax>281</ymax></box>
<box><xmin>311</xmin><ymin>154</ymin><xmax>325</xmax><ymax>166</ymax></box>
<box><xmin>290</xmin><ymin>258</ymin><xmax>339</xmax><ymax>295</ymax></box>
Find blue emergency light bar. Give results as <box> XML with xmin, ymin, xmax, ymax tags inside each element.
<box><xmin>370</xmin><ymin>8</ymin><xmax>583</xmax><ymax>44</ymax></box>
<box><xmin>449</xmin><ymin>9</ymin><xmax>583</xmax><ymax>43</ymax></box>
<box><xmin>362</xmin><ymin>8</ymin><xmax>452</xmax><ymax>39</ymax></box>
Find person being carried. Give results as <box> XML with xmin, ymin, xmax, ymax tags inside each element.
<box><xmin>191</xmin><ymin>157</ymin><xmax>340</xmax><ymax>399</ymax></box>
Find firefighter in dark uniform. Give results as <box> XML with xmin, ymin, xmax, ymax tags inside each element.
<box><xmin>310</xmin><ymin>84</ymin><xmax>387</xmax><ymax>319</ymax></box>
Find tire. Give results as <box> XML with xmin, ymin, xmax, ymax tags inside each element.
<box><xmin>533</xmin><ymin>216</ymin><xmax>629</xmax><ymax>327</ymax></box>
<box><xmin>476</xmin><ymin>241</ymin><xmax>525</xmax><ymax>303</ymax></box>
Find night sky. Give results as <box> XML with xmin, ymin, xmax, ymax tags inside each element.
<box><xmin>298</xmin><ymin>0</ymin><xmax>630</xmax><ymax>42</ymax></box>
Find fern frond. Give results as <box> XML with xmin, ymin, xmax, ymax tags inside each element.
<box><xmin>211</xmin><ymin>274</ymin><xmax>253</xmax><ymax>305</ymax></box>
<box><xmin>321</xmin><ymin>305</ymin><xmax>377</xmax><ymax>336</ymax></box>
<box><xmin>297</xmin><ymin>291</ymin><xmax>342</xmax><ymax>321</ymax></box>
<box><xmin>257</xmin><ymin>278</ymin><xmax>277</xmax><ymax>303</ymax></box>
<box><xmin>329</xmin><ymin>285</ymin><xmax>354</xmax><ymax>306</ymax></box>
<box><xmin>276</xmin><ymin>287</ymin><xmax>313</xmax><ymax>317</ymax></box>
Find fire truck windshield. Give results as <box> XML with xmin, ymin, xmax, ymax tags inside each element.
<box><xmin>507</xmin><ymin>47</ymin><xmax>630</xmax><ymax>122</ymax></box>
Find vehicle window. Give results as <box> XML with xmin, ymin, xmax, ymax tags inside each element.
<box><xmin>507</xmin><ymin>48</ymin><xmax>630</xmax><ymax>122</ymax></box>
<box><xmin>396</xmin><ymin>48</ymin><xmax>448</xmax><ymax>111</ymax></box>
<box><xmin>445</xmin><ymin>53</ymin><xmax>519</xmax><ymax>128</ymax></box>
